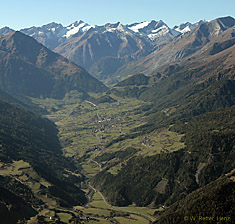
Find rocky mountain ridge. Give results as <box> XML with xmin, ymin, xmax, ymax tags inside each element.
<box><xmin>112</xmin><ymin>16</ymin><xmax>235</xmax><ymax>83</ymax></box>
<box><xmin>0</xmin><ymin>19</ymin><xmax>207</xmax><ymax>83</ymax></box>
<box><xmin>0</xmin><ymin>19</ymin><xmax>204</xmax><ymax>49</ymax></box>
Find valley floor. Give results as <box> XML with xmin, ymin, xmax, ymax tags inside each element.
<box><xmin>28</xmin><ymin>92</ymin><xmax>185</xmax><ymax>223</ymax></box>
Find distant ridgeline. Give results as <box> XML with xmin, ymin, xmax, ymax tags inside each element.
<box><xmin>0</xmin><ymin>90</ymin><xmax>86</xmax><ymax>223</ymax></box>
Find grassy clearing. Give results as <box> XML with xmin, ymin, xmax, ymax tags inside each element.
<box><xmin>0</xmin><ymin>160</ymin><xmax>30</xmax><ymax>175</ymax></box>
<box><xmin>89</xmin><ymin>192</ymin><xmax>111</xmax><ymax>209</ymax></box>
<box><xmin>0</xmin><ymin>160</ymin><xmax>51</xmax><ymax>191</ymax></box>
<box><xmin>115</xmin><ymin>214</ymin><xmax>149</xmax><ymax>224</ymax></box>
<box><xmin>84</xmin><ymin>208</ymin><xmax>110</xmax><ymax>216</ymax></box>
<box><xmin>92</xmin><ymin>192</ymin><xmax>103</xmax><ymax>201</ymax></box>
<box><xmin>73</xmin><ymin>205</ymin><xmax>111</xmax><ymax>223</ymax></box>
<box><xmin>88</xmin><ymin>191</ymin><xmax>156</xmax><ymax>222</ymax></box>
<box><xmin>108</xmin><ymin>163</ymin><xmax>122</xmax><ymax>175</ymax></box>
<box><xmin>82</xmin><ymin>163</ymin><xmax>100</xmax><ymax>177</ymax></box>
<box><xmin>74</xmin><ymin>205</ymin><xmax>110</xmax><ymax>216</ymax></box>
<box><xmin>57</xmin><ymin>213</ymin><xmax>72</xmax><ymax>223</ymax></box>
<box><xmin>119</xmin><ymin>205</ymin><xmax>156</xmax><ymax>219</ymax></box>
<box><xmin>87</xmin><ymin>218</ymin><xmax>111</xmax><ymax>224</ymax></box>
<box><xmin>108</xmin><ymin>127</ymin><xmax>185</xmax><ymax>157</ymax></box>
<box><xmin>0</xmin><ymin>159</ymin><xmax>56</xmax><ymax>213</ymax></box>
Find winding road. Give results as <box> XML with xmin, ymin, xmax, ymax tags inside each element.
<box><xmin>88</xmin><ymin>182</ymin><xmax>155</xmax><ymax>223</ymax></box>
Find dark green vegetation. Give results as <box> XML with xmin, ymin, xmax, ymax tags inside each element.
<box><xmin>0</xmin><ymin>31</ymin><xmax>106</xmax><ymax>99</ymax></box>
<box><xmin>0</xmin><ymin>91</ymin><xmax>86</xmax><ymax>223</ymax></box>
<box><xmin>108</xmin><ymin>73</ymin><xmax>151</xmax><ymax>99</ymax></box>
<box><xmin>0</xmin><ymin>175</ymin><xmax>39</xmax><ymax>224</ymax></box>
<box><xmin>115</xmin><ymin>73</ymin><xmax>150</xmax><ymax>87</ymax></box>
<box><xmin>94</xmin><ymin>147</ymin><xmax>137</xmax><ymax>164</ymax></box>
<box><xmin>89</xmin><ymin>94</ymin><xmax>117</xmax><ymax>104</ymax></box>
<box><xmin>154</xmin><ymin>170</ymin><xmax>235</xmax><ymax>224</ymax></box>
<box><xmin>91</xmin><ymin>107</ymin><xmax>235</xmax><ymax>207</ymax></box>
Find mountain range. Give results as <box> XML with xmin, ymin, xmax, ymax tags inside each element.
<box><xmin>0</xmin><ymin>19</ymin><xmax>205</xmax><ymax>49</ymax></box>
<box><xmin>0</xmin><ymin>18</ymin><xmax>207</xmax><ymax>83</ymax></box>
<box><xmin>109</xmin><ymin>16</ymin><xmax>235</xmax><ymax>82</ymax></box>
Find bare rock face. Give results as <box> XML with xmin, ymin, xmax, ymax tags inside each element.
<box><xmin>0</xmin><ymin>26</ymin><xmax>14</xmax><ymax>36</ymax></box>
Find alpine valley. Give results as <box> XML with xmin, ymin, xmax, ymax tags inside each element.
<box><xmin>0</xmin><ymin>16</ymin><xmax>234</xmax><ymax>224</ymax></box>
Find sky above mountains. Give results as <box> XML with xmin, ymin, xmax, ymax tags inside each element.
<box><xmin>1</xmin><ymin>0</ymin><xmax>235</xmax><ymax>30</ymax></box>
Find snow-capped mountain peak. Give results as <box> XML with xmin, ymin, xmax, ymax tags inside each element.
<box><xmin>13</xmin><ymin>18</ymin><xmax>208</xmax><ymax>51</ymax></box>
<box><xmin>128</xmin><ymin>20</ymin><xmax>154</xmax><ymax>33</ymax></box>
<box><xmin>64</xmin><ymin>20</ymin><xmax>95</xmax><ymax>38</ymax></box>
<box><xmin>127</xmin><ymin>20</ymin><xmax>173</xmax><ymax>41</ymax></box>
<box><xmin>72</xmin><ymin>20</ymin><xmax>85</xmax><ymax>26</ymax></box>
<box><xmin>128</xmin><ymin>20</ymin><xmax>167</xmax><ymax>33</ymax></box>
<box><xmin>172</xmin><ymin>19</ymin><xmax>207</xmax><ymax>35</ymax></box>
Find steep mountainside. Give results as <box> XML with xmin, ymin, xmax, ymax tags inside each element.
<box><xmin>91</xmin><ymin>93</ymin><xmax>235</xmax><ymax>208</ymax></box>
<box><xmin>113</xmin><ymin>16</ymin><xmax>235</xmax><ymax>81</ymax></box>
<box><xmin>0</xmin><ymin>31</ymin><xmax>106</xmax><ymax>98</ymax></box>
<box><xmin>54</xmin><ymin>22</ymin><xmax>154</xmax><ymax>81</ymax></box>
<box><xmin>109</xmin><ymin>26</ymin><xmax>235</xmax><ymax>116</ymax></box>
<box><xmin>172</xmin><ymin>19</ymin><xmax>206</xmax><ymax>35</ymax></box>
<box><xmin>0</xmin><ymin>26</ymin><xmax>14</xmax><ymax>36</ymax></box>
<box><xmin>0</xmin><ymin>175</ymin><xmax>39</xmax><ymax>224</ymax></box>
<box><xmin>154</xmin><ymin>170</ymin><xmax>235</xmax><ymax>223</ymax></box>
<box><xmin>127</xmin><ymin>20</ymin><xmax>176</xmax><ymax>42</ymax></box>
<box><xmin>20</xmin><ymin>20</ymin><xmax>177</xmax><ymax>51</ymax></box>
<box><xmin>54</xmin><ymin>20</ymin><xmax>203</xmax><ymax>81</ymax></box>
<box><xmin>20</xmin><ymin>20</ymin><xmax>95</xmax><ymax>50</ymax></box>
<box><xmin>115</xmin><ymin>73</ymin><xmax>150</xmax><ymax>87</ymax></box>
<box><xmin>0</xmin><ymin>90</ymin><xmax>86</xmax><ymax>222</ymax></box>
<box><xmin>138</xmin><ymin>29</ymin><xmax>235</xmax><ymax>107</ymax></box>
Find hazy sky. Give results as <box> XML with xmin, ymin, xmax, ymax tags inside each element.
<box><xmin>1</xmin><ymin>0</ymin><xmax>235</xmax><ymax>29</ymax></box>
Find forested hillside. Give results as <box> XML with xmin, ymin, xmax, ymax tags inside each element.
<box><xmin>91</xmin><ymin>107</ymin><xmax>235</xmax><ymax>207</ymax></box>
<box><xmin>154</xmin><ymin>170</ymin><xmax>235</xmax><ymax>223</ymax></box>
<box><xmin>0</xmin><ymin>92</ymin><xmax>86</xmax><ymax>223</ymax></box>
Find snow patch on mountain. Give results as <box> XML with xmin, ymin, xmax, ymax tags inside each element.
<box><xmin>12</xmin><ymin>18</ymin><xmax>208</xmax><ymax>51</ymax></box>
<box><xmin>128</xmin><ymin>21</ymin><xmax>153</xmax><ymax>32</ymax></box>
<box><xmin>127</xmin><ymin>20</ymin><xmax>175</xmax><ymax>41</ymax></box>
<box><xmin>172</xmin><ymin>19</ymin><xmax>207</xmax><ymax>34</ymax></box>
<box><xmin>64</xmin><ymin>20</ymin><xmax>95</xmax><ymax>38</ymax></box>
